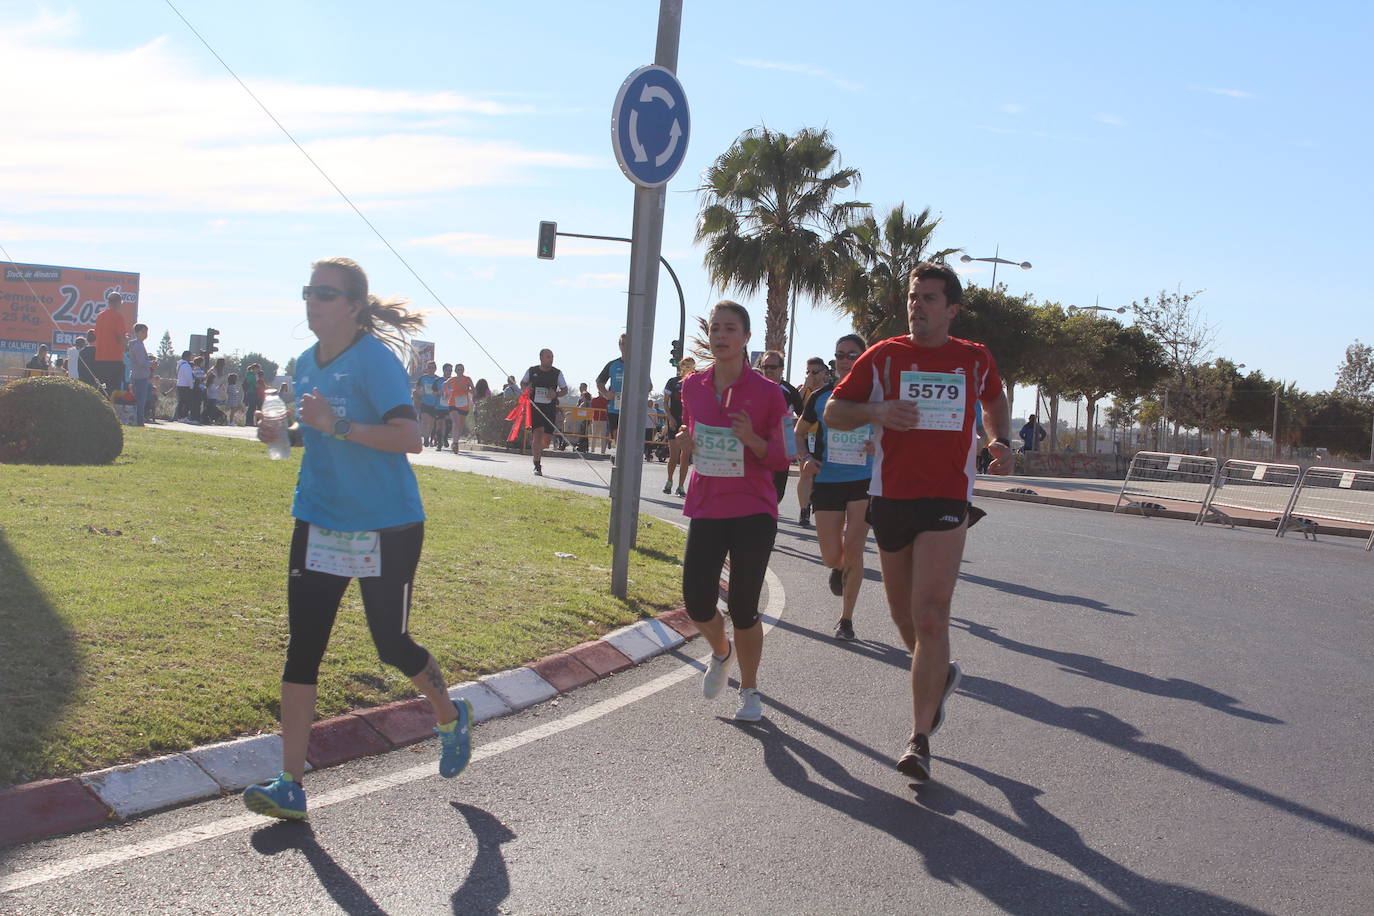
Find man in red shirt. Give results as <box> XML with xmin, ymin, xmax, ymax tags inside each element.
<box><xmin>825</xmin><ymin>261</ymin><xmax>1013</xmax><ymax>783</ymax></box>
<box><xmin>94</xmin><ymin>291</ymin><xmax>129</xmax><ymax>396</ymax></box>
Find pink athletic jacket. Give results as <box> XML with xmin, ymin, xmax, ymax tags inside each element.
<box><xmin>681</xmin><ymin>365</ymin><xmax>790</xmax><ymax>520</ymax></box>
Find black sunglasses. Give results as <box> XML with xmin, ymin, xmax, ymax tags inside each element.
<box><xmin>761</xmin><ymin>363</ymin><xmax>784</xmax><ymax>370</ymax></box>
<box><xmin>302</xmin><ymin>285</ymin><xmax>347</xmax><ymax>302</ymax></box>
<box><xmin>834</xmin><ymin>351</ymin><xmax>862</xmax><ymax>360</ymax></box>
<box><xmin>807</xmin><ymin>368</ymin><xmax>827</xmax><ymax>375</ymax></box>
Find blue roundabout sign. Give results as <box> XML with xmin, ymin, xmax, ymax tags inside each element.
<box><xmin>611</xmin><ymin>65</ymin><xmax>690</xmax><ymax>188</ymax></box>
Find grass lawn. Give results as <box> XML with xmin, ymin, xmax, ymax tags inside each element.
<box><xmin>0</xmin><ymin>428</ymin><xmax>685</xmax><ymax>787</ymax></box>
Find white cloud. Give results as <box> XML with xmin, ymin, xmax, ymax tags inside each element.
<box><xmin>0</xmin><ymin>27</ymin><xmax>597</xmax><ymax>215</ymax></box>
<box><xmin>1094</xmin><ymin>112</ymin><xmax>1126</xmax><ymax>126</ymax></box>
<box><xmin>733</xmin><ymin>59</ymin><xmax>862</xmax><ymax>91</ymax></box>
<box><xmin>1001</xmin><ymin>103</ymin><xmax>1027</xmax><ymax>115</ymax></box>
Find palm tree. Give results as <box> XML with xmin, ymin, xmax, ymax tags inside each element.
<box><xmin>696</xmin><ymin>126</ymin><xmax>866</xmax><ymax>353</ymax></box>
<box><xmin>831</xmin><ymin>204</ymin><xmax>957</xmax><ymax>342</ymax></box>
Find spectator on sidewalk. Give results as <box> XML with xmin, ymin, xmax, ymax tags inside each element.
<box><xmin>1020</xmin><ymin>414</ymin><xmax>1047</xmax><ymax>452</ymax></box>
<box><xmin>94</xmin><ymin>291</ymin><xmax>129</xmax><ymax>396</ymax></box>
<box><xmin>175</xmin><ymin>351</ymin><xmax>195</xmax><ymax>420</ymax></box>
<box><xmin>225</xmin><ymin>373</ymin><xmax>244</xmax><ymax>426</ymax></box>
<box><xmin>79</xmin><ymin>332</ymin><xmax>99</xmax><ymax>389</ymax></box>
<box><xmin>66</xmin><ymin>338</ymin><xmax>84</xmax><ymax>380</ymax></box>
<box><xmin>25</xmin><ymin>345</ymin><xmax>51</xmax><ymax>373</ymax></box>
<box><xmin>126</xmin><ymin>324</ymin><xmax>153</xmax><ymax>427</ymax></box>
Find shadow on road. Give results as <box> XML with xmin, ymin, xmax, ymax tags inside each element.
<box><xmin>954</xmin><ymin>619</ymin><xmax>1283</xmax><ymax>724</ymax></box>
<box><xmin>736</xmin><ymin>706</ymin><xmax>1262</xmax><ymax>914</ymax></box>
<box><xmin>250</xmin><ymin>822</ymin><xmax>388</xmax><ymax>915</ymax></box>
<box><xmin>0</xmin><ymin>528</ymin><xmax>77</xmax><ymax>789</ymax></box>
<box><xmin>766</xmin><ymin>615</ymin><xmax>910</xmax><ymax>671</ymax></box>
<box><xmin>449</xmin><ymin>802</ymin><xmax>516</xmax><ymax>916</ymax></box>
<box><xmin>960</xmin><ymin>673</ymin><xmax>1372</xmax><ymax>845</ymax></box>
<box><xmin>957</xmin><ymin>571</ymin><xmax>1135</xmax><ymax>616</ymax></box>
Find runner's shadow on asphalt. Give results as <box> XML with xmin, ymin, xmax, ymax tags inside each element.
<box><xmin>250</xmin><ymin>822</ymin><xmax>388</xmax><ymax>915</ymax></box>
<box><xmin>766</xmin><ymin>615</ymin><xmax>910</xmax><ymax>670</ymax></box>
<box><xmin>449</xmin><ymin>803</ymin><xmax>516</xmax><ymax>916</ymax></box>
<box><xmin>735</xmin><ymin>706</ymin><xmax>1262</xmax><ymax>914</ymax></box>
<box><xmin>956</xmin><ymin>571</ymin><xmax>1135</xmax><ymax>616</ymax></box>
<box><xmin>953</xmin><ymin>619</ymin><xmax>1283</xmax><ymax>724</ymax></box>
<box><xmin>959</xmin><ymin>673</ymin><xmax>1371</xmax><ymax>845</ymax></box>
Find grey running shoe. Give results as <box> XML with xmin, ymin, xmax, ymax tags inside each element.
<box><xmin>533</xmin><ymin>464</ymin><xmax>543</xmax><ymax>476</ymax></box>
<box><xmin>896</xmin><ymin>734</ymin><xmax>931</xmax><ymax>782</ymax></box>
<box><xmin>835</xmin><ymin>618</ymin><xmax>856</xmax><ymax>641</ymax></box>
<box><xmin>734</xmin><ymin>687</ymin><xmax>764</xmax><ymax>721</ymax></box>
<box><xmin>703</xmin><ymin>642</ymin><xmax>734</xmax><ymax>699</ymax></box>
<box><xmin>929</xmin><ymin>662</ymin><xmax>962</xmax><ymax>736</ymax></box>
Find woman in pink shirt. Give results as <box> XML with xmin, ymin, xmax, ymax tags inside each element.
<box><xmin>676</xmin><ymin>301</ymin><xmax>789</xmax><ymax>721</ymax></box>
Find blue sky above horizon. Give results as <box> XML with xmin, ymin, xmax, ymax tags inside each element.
<box><xmin>3</xmin><ymin>0</ymin><xmax>1370</xmax><ymax>405</ymax></box>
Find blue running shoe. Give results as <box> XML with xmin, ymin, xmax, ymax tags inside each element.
<box><xmin>242</xmin><ymin>772</ymin><xmax>307</xmax><ymax>821</ymax></box>
<box><xmin>438</xmin><ymin>698</ymin><xmax>473</xmax><ymax>778</ymax></box>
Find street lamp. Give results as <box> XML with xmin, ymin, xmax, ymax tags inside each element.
<box><xmin>959</xmin><ymin>245</ymin><xmax>1032</xmax><ymax>291</ymax></box>
<box><xmin>1067</xmin><ymin>305</ymin><xmax>1126</xmax><ymax>314</ymax></box>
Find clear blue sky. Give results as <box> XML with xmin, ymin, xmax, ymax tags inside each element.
<box><xmin>4</xmin><ymin>0</ymin><xmax>1369</xmax><ymax>402</ymax></box>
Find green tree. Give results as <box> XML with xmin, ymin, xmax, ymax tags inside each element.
<box><xmin>155</xmin><ymin>331</ymin><xmax>177</xmax><ymax>371</ymax></box>
<box><xmin>1299</xmin><ymin>393</ymin><xmax>1374</xmax><ymax>458</ymax></box>
<box><xmin>283</xmin><ymin>356</ymin><xmax>297</xmax><ymax>378</ymax></box>
<box><xmin>1062</xmin><ymin>319</ymin><xmax>1169</xmax><ymax>453</ymax></box>
<box><xmin>1334</xmin><ymin>340</ymin><xmax>1374</xmax><ymax>404</ymax></box>
<box><xmin>831</xmin><ymin>204</ymin><xmax>956</xmax><ymax>343</ymax></box>
<box><xmin>696</xmin><ymin>126</ymin><xmax>867</xmax><ymax>353</ymax></box>
<box><xmin>951</xmin><ymin>283</ymin><xmax>1040</xmax><ymax>412</ymax></box>
<box><xmin>1130</xmin><ymin>287</ymin><xmax>1211</xmax><ymax>448</ymax></box>
<box><xmin>237</xmin><ymin>351</ymin><xmax>278</xmax><ymax>383</ymax></box>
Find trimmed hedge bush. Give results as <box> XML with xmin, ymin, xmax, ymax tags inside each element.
<box><xmin>0</xmin><ymin>376</ymin><xmax>124</xmax><ymax>464</ymax></box>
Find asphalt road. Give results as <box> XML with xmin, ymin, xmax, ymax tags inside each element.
<box><xmin>3</xmin><ymin>431</ymin><xmax>1371</xmax><ymax>914</ymax></box>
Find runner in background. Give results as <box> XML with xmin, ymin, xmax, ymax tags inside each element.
<box><xmin>521</xmin><ymin>348</ymin><xmax>567</xmax><ymax>476</ymax></box>
<box><xmin>825</xmin><ymin>262</ymin><xmax>1013</xmax><ymax>784</ymax></box>
<box><xmin>795</xmin><ymin>356</ymin><xmax>831</xmax><ymax>527</ymax></box>
<box><xmin>434</xmin><ymin>363</ymin><xmax>454</xmax><ymax>450</ymax></box>
<box><xmin>243</xmin><ymin>256</ymin><xmax>471</xmax><ymax>821</ymax></box>
<box><xmin>755</xmin><ymin>350</ymin><xmax>803</xmax><ymax>507</ymax></box>
<box><xmin>662</xmin><ymin>356</ymin><xmax>696</xmax><ymax>496</ymax></box>
<box><xmin>798</xmin><ymin>334</ymin><xmax>874</xmax><ymax>640</ymax></box>
<box><xmin>596</xmin><ymin>333</ymin><xmax>652</xmax><ymax>458</ymax></box>
<box><xmin>677</xmin><ymin>302</ymin><xmax>789</xmax><ymax>721</ymax></box>
<box><xmin>443</xmin><ymin>363</ymin><xmax>475</xmax><ymax>453</ymax></box>
<box><xmin>415</xmin><ymin>360</ymin><xmax>441</xmax><ymax>447</ymax></box>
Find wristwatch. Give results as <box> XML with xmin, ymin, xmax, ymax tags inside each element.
<box><xmin>333</xmin><ymin>418</ymin><xmax>352</xmax><ymax>441</ymax></box>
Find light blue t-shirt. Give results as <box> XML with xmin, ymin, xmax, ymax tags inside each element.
<box><xmin>417</xmin><ymin>373</ymin><xmax>440</xmax><ymax>408</ymax></box>
<box><xmin>292</xmin><ymin>334</ymin><xmax>425</xmax><ymax>531</ymax></box>
<box><xmin>804</xmin><ymin>387</ymin><xmax>874</xmax><ymax>484</ymax></box>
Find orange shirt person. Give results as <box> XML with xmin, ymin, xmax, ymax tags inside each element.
<box><xmin>94</xmin><ymin>292</ymin><xmax>130</xmax><ymax>395</ymax></box>
<box><xmin>442</xmin><ymin>364</ymin><xmax>475</xmax><ymax>453</ymax></box>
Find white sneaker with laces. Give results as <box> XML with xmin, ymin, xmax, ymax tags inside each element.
<box><xmin>734</xmin><ymin>687</ymin><xmax>764</xmax><ymax>721</ymax></box>
<box><xmin>703</xmin><ymin>642</ymin><xmax>734</xmax><ymax>699</ymax></box>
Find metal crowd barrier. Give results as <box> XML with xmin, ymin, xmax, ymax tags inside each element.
<box><xmin>1196</xmin><ymin>459</ymin><xmax>1302</xmax><ymax>526</ymax></box>
<box><xmin>1279</xmin><ymin>466</ymin><xmax>1374</xmax><ymax>551</ymax></box>
<box><xmin>1114</xmin><ymin>451</ymin><xmax>1218</xmax><ymax>515</ymax></box>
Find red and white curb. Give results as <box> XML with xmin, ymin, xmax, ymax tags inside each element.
<box><xmin>0</xmin><ymin>608</ymin><xmax>703</xmax><ymax>849</ymax></box>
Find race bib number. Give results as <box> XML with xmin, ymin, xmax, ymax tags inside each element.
<box><xmin>899</xmin><ymin>371</ymin><xmax>966</xmax><ymax>431</ymax></box>
<box><xmin>534</xmin><ymin>386</ymin><xmax>552</xmax><ymax>403</ymax></box>
<box><xmin>693</xmin><ymin>422</ymin><xmax>745</xmax><ymax>477</ymax></box>
<box><xmin>453</xmin><ymin>394</ymin><xmax>471</xmax><ymax>409</ymax></box>
<box><xmin>827</xmin><ymin>424</ymin><xmax>871</xmax><ymax>465</ymax></box>
<box><xmin>305</xmin><ymin>525</ymin><xmax>381</xmax><ymax>578</ymax></box>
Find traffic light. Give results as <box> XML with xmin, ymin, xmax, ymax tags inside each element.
<box><xmin>537</xmin><ymin>221</ymin><xmax>558</xmax><ymax>260</ymax></box>
<box><xmin>206</xmin><ymin>328</ymin><xmax>219</xmax><ymax>354</ymax></box>
<box><xmin>668</xmin><ymin>339</ymin><xmax>683</xmax><ymax>367</ymax></box>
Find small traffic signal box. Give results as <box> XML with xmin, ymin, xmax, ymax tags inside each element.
<box><xmin>537</xmin><ymin>221</ymin><xmax>558</xmax><ymax>260</ymax></box>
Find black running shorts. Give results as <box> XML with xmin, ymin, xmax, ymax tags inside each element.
<box><xmin>810</xmin><ymin>478</ymin><xmax>871</xmax><ymax>513</ymax></box>
<box><xmin>530</xmin><ymin>402</ymin><xmax>558</xmax><ymax>434</ymax></box>
<box><xmin>867</xmin><ymin>496</ymin><xmax>981</xmax><ymax>553</ymax></box>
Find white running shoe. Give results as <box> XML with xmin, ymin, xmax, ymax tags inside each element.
<box><xmin>734</xmin><ymin>687</ymin><xmax>764</xmax><ymax>721</ymax></box>
<box><xmin>703</xmin><ymin>642</ymin><xmax>734</xmax><ymax>699</ymax></box>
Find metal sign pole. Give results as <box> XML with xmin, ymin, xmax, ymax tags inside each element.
<box><xmin>610</xmin><ymin>0</ymin><xmax>683</xmax><ymax>599</ymax></box>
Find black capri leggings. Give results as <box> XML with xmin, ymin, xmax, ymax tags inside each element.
<box><xmin>283</xmin><ymin>519</ymin><xmax>430</xmax><ymax>685</ymax></box>
<box><xmin>682</xmin><ymin>513</ymin><xmax>777</xmax><ymax>630</ymax></box>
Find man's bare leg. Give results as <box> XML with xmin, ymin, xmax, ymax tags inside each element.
<box><xmin>907</xmin><ymin>523</ymin><xmax>967</xmax><ymax>738</ymax></box>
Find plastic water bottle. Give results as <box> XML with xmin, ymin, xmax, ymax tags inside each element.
<box><xmin>261</xmin><ymin>390</ymin><xmax>291</xmax><ymax>460</ymax></box>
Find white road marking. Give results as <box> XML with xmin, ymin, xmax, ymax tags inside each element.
<box><xmin>1</xmin><ymin>567</ymin><xmax>783</xmax><ymax>895</ymax></box>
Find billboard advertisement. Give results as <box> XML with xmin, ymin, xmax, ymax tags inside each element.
<box><xmin>0</xmin><ymin>261</ymin><xmax>140</xmax><ymax>357</ymax></box>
